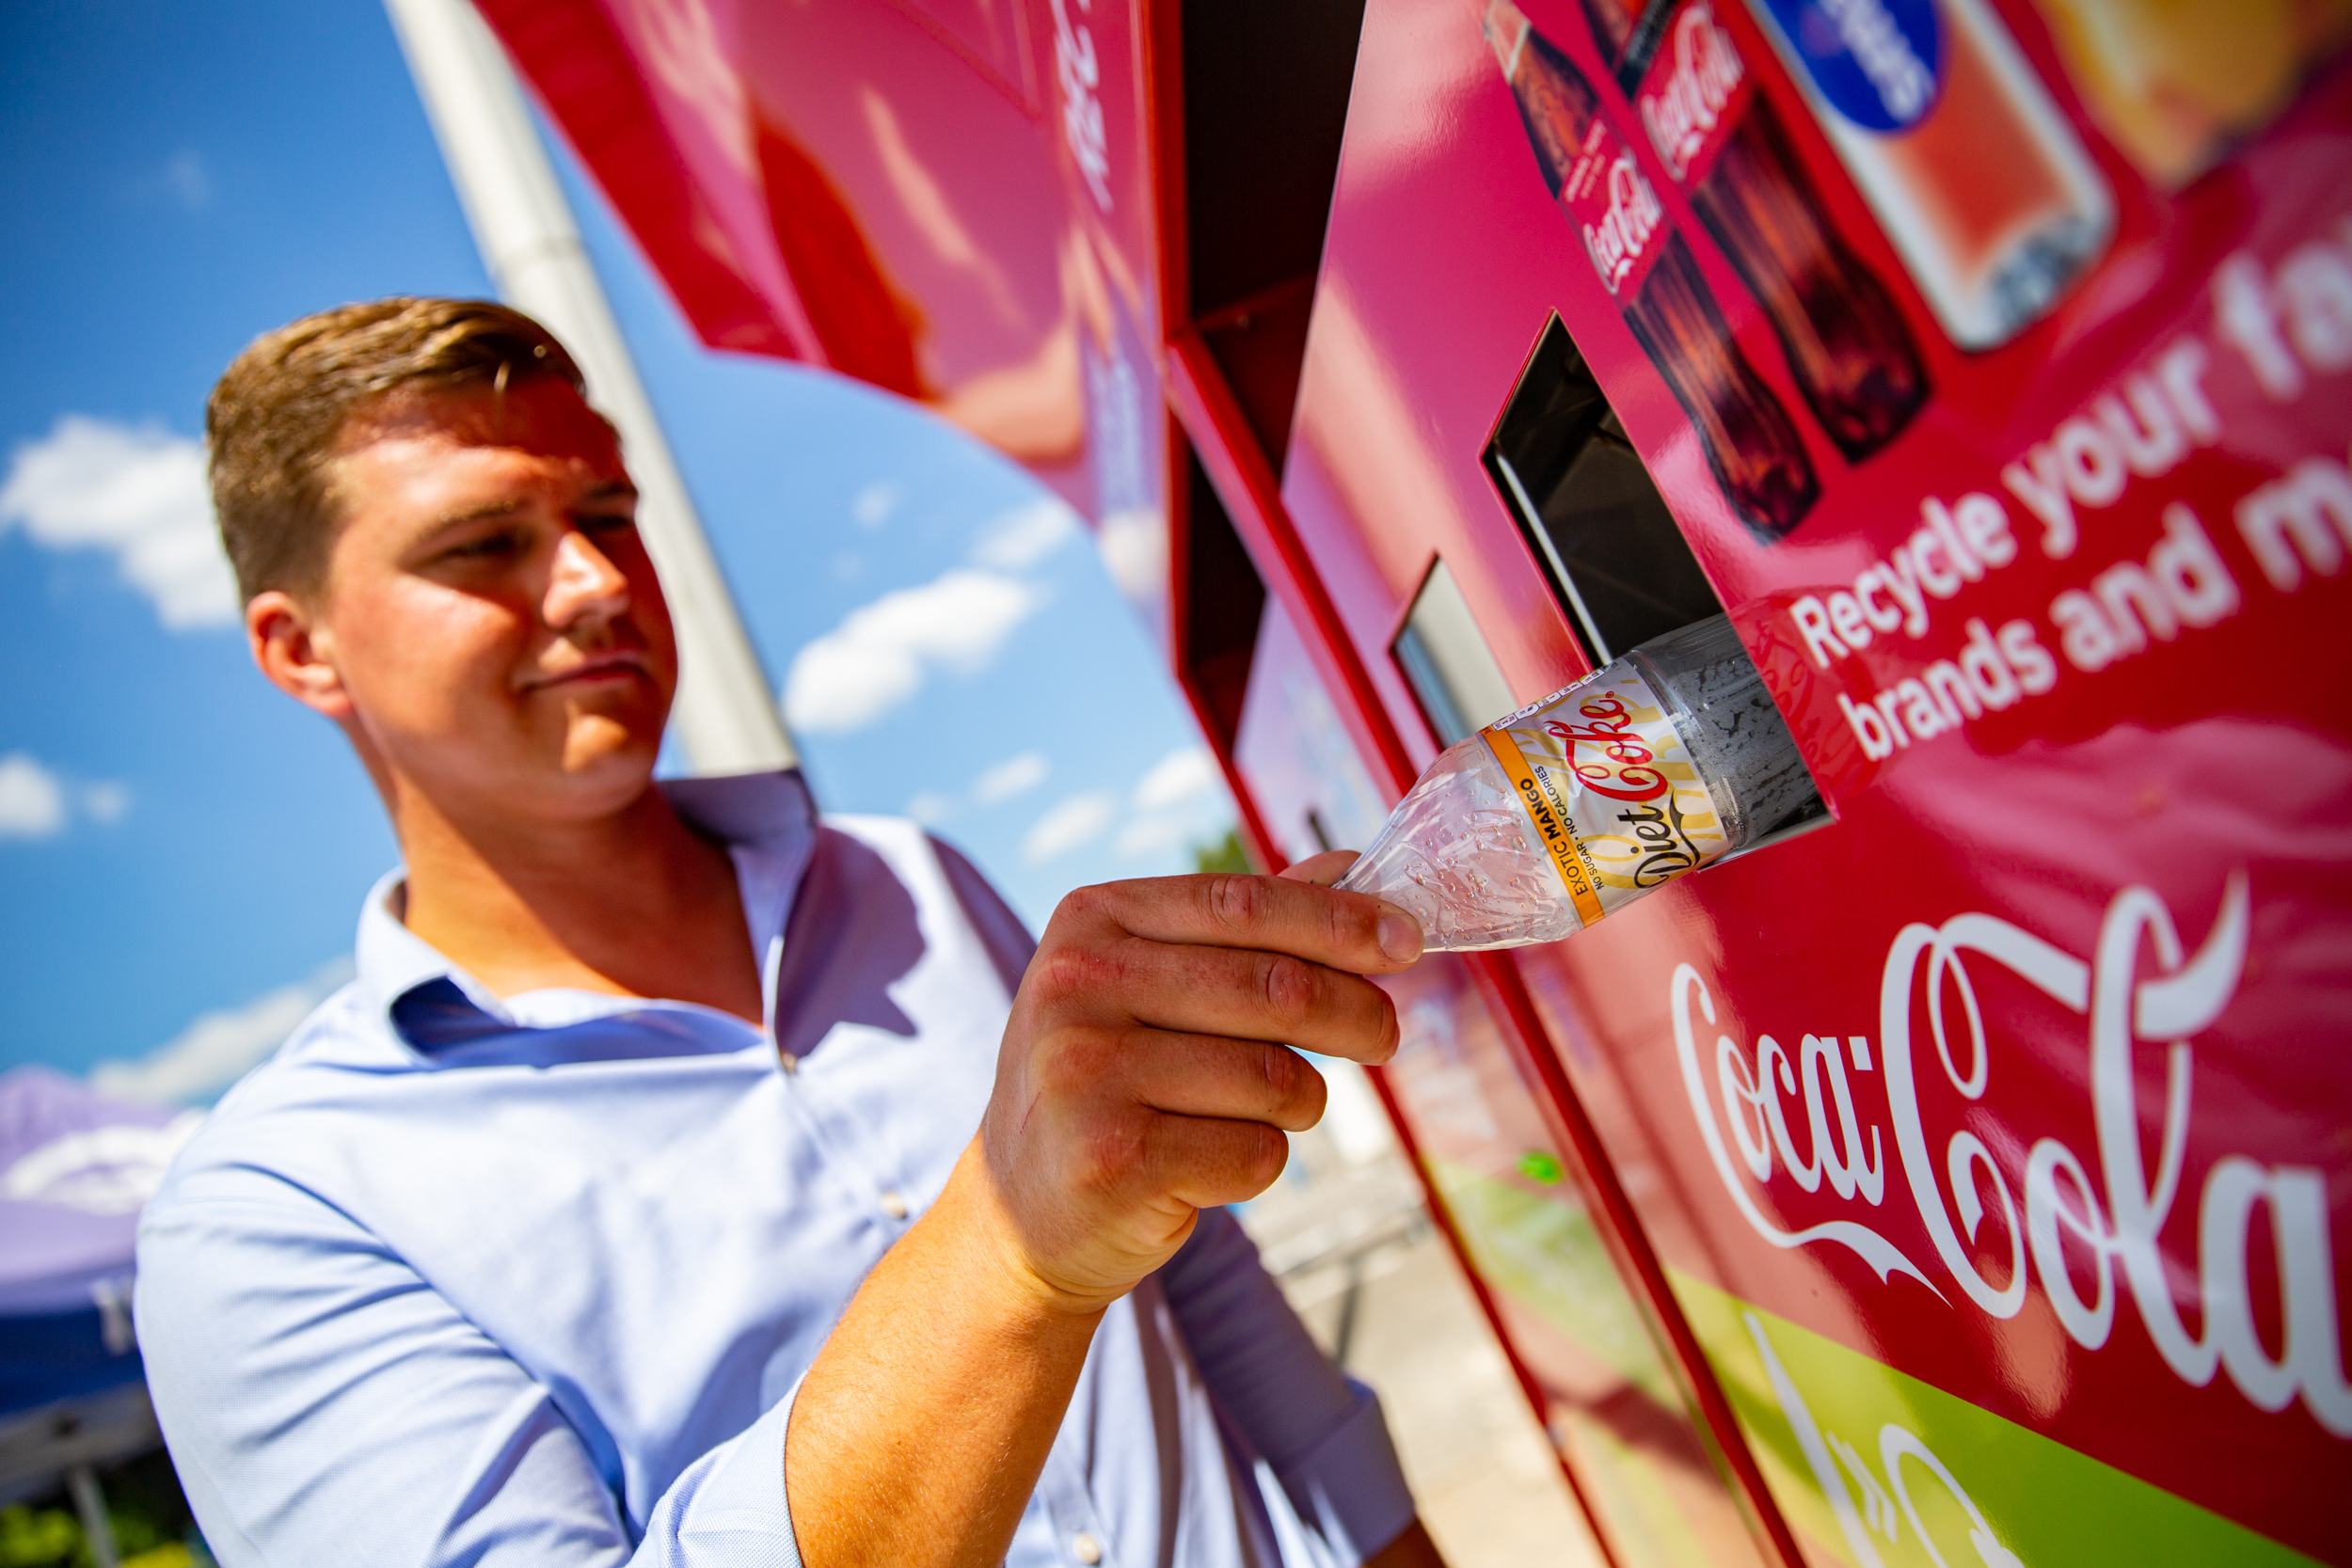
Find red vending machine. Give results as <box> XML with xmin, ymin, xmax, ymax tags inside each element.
<box><xmin>478</xmin><ymin>0</ymin><xmax>2351</xmax><ymax>1560</ymax></box>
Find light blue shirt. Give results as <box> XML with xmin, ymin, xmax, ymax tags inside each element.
<box><xmin>135</xmin><ymin>771</ymin><xmax>1413</xmax><ymax>1568</ymax></box>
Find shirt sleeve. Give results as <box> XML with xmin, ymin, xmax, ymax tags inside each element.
<box><xmin>135</xmin><ymin>1171</ymin><xmax>803</xmax><ymax>1568</ymax></box>
<box><xmin>1155</xmin><ymin>1207</ymin><xmax>1418</xmax><ymax>1565</ymax></box>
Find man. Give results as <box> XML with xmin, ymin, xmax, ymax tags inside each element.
<box><xmin>135</xmin><ymin>297</ymin><xmax>1446</xmax><ymax>1568</ymax></box>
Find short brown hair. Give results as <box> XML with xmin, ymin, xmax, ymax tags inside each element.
<box><xmin>206</xmin><ymin>297</ymin><xmax>587</xmax><ymax>602</ymax></box>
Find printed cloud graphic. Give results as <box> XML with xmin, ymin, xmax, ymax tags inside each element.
<box><xmin>782</xmin><ymin>566</ymin><xmax>1043</xmax><ymax>734</ymax></box>
<box><xmin>1</xmin><ymin>415</ymin><xmax>238</xmax><ymax>629</ymax></box>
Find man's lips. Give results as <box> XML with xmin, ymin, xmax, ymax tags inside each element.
<box><xmin>521</xmin><ymin>648</ymin><xmax>653</xmax><ymax>690</ymax></box>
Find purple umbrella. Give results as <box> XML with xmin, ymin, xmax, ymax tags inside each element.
<box><xmin>0</xmin><ymin>1067</ymin><xmax>199</xmax><ymax>1416</ymax></box>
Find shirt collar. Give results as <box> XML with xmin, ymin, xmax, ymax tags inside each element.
<box><xmin>354</xmin><ymin>768</ymin><xmax>819</xmax><ymax>1052</ymax></box>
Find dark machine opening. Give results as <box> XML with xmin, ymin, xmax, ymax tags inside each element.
<box><xmin>1391</xmin><ymin>559</ymin><xmax>1520</xmax><ymax>751</ymax></box>
<box><xmin>1483</xmin><ymin>316</ymin><xmax>1826</xmax><ymax>842</ymax></box>
<box><xmin>1485</xmin><ymin>315</ymin><xmax>1727</xmax><ymax>668</ymax></box>
<box><xmin>1178</xmin><ymin>0</ymin><xmax>1365</xmax><ymax>473</ymax></box>
<box><xmin>1176</xmin><ymin>444</ymin><xmax>1266</xmax><ymax>752</ymax></box>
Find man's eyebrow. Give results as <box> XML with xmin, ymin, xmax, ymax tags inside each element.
<box><xmin>583</xmin><ymin>480</ymin><xmax>639</xmax><ymax>504</ymax></box>
<box><xmin>432</xmin><ymin>497</ymin><xmax>526</xmax><ymax>530</ymax></box>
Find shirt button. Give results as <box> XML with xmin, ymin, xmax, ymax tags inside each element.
<box><xmin>878</xmin><ymin>1189</ymin><xmax>909</xmax><ymax>1220</ymax></box>
<box><xmin>1073</xmin><ymin>1532</ymin><xmax>1103</xmax><ymax>1565</ymax></box>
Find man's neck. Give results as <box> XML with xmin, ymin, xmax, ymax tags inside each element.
<box><xmin>391</xmin><ymin>779</ymin><xmax>766</xmax><ymax>1025</ymax></box>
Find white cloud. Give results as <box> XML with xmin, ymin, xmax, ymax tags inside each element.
<box><xmin>1104</xmin><ymin>748</ymin><xmax>1231</xmax><ymax>861</ymax></box>
<box><xmin>162</xmin><ymin>149</ymin><xmax>212</xmax><ymax>210</ymax></box>
<box><xmin>973</xmin><ymin>750</ymin><xmax>1049</xmax><ymax>805</ymax></box>
<box><xmin>89</xmin><ymin>957</ymin><xmax>355</xmax><ymax>1105</ymax></box>
<box><xmin>852</xmin><ymin>481</ymin><xmax>900</xmax><ymax>528</ymax></box>
<box><xmin>782</xmin><ymin>567</ymin><xmax>1043</xmax><ymax>734</ymax></box>
<box><xmin>0</xmin><ymin>754</ymin><xmax>68</xmax><ymax>840</ymax></box>
<box><xmin>971</xmin><ymin>499</ymin><xmax>1079</xmax><ymax>571</ymax></box>
<box><xmin>0</xmin><ymin>415</ymin><xmax>237</xmax><ymax>629</ymax></box>
<box><xmin>905</xmin><ymin>789</ymin><xmax>955</xmax><ymax>826</ymax></box>
<box><xmin>1023</xmin><ymin>790</ymin><xmax>1117</xmax><ymax>863</ymax></box>
<box><xmin>0</xmin><ymin>753</ymin><xmax>132</xmax><ymax>842</ymax></box>
<box><xmin>80</xmin><ymin>781</ymin><xmax>132</xmax><ymax>824</ymax></box>
<box><xmin>1134</xmin><ymin>745</ymin><xmax>1221</xmax><ymax>811</ymax></box>
<box><xmin>1094</xmin><ymin>506</ymin><xmax>1168</xmax><ymax>605</ymax></box>
<box><xmin>1114</xmin><ymin>812</ymin><xmax>1199</xmax><ymax>859</ymax></box>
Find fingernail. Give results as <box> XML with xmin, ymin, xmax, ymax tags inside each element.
<box><xmin>1377</xmin><ymin>911</ymin><xmax>1423</xmax><ymax>963</ymax></box>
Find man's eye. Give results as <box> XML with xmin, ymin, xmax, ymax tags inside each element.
<box><xmin>444</xmin><ymin>531</ymin><xmax>518</xmax><ymax>562</ymax></box>
<box><xmin>579</xmin><ymin>512</ymin><xmax>638</xmax><ymax>535</ymax></box>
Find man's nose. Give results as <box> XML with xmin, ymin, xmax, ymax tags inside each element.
<box><xmin>544</xmin><ymin>529</ymin><xmax>632</xmax><ymax>629</ymax></box>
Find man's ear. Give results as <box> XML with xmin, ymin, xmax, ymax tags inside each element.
<box><xmin>248</xmin><ymin>589</ymin><xmax>354</xmax><ymax>721</ymax></box>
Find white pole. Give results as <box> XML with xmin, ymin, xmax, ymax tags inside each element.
<box><xmin>66</xmin><ymin>1465</ymin><xmax>120</xmax><ymax>1568</ymax></box>
<box><xmin>382</xmin><ymin>0</ymin><xmax>796</xmax><ymax>777</ymax></box>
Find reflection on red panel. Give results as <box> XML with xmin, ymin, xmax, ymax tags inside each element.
<box><xmin>1375</xmin><ymin>955</ymin><xmax>1773</xmax><ymax>1568</ymax></box>
<box><xmin>884</xmin><ymin>0</ymin><xmax>1037</xmax><ymax>109</ymax></box>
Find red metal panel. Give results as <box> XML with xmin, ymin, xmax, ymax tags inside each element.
<box><xmin>1286</xmin><ymin>0</ymin><xmax>2352</xmax><ymax>1560</ymax></box>
<box><xmin>1195</xmin><ymin>323</ymin><xmax>1806</xmax><ymax>1561</ymax></box>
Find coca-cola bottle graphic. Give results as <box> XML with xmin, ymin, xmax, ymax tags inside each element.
<box><xmin>1584</xmin><ymin>0</ymin><xmax>1928</xmax><ymax>461</ymax></box>
<box><xmin>1485</xmin><ymin>0</ymin><xmax>1820</xmax><ymax>540</ymax></box>
<box><xmin>1740</xmin><ymin>0</ymin><xmax>2115</xmax><ymax>350</ymax></box>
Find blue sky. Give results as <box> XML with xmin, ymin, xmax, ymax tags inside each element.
<box><xmin>0</xmin><ymin>0</ymin><xmax>1231</xmax><ymax>1099</ymax></box>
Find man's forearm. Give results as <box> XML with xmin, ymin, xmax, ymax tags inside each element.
<box><xmin>785</xmin><ymin>1141</ymin><xmax>1104</xmax><ymax>1568</ymax></box>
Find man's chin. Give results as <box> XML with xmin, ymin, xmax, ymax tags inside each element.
<box><xmin>555</xmin><ymin>715</ymin><xmax>666</xmax><ymax>795</ymax></box>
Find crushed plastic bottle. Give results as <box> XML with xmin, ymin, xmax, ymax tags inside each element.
<box><xmin>1337</xmin><ymin>615</ymin><xmax>1820</xmax><ymax>950</ymax></box>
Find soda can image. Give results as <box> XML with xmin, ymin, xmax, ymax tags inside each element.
<box><xmin>1744</xmin><ymin>0</ymin><xmax>2116</xmax><ymax>350</ymax></box>
<box><xmin>2024</xmin><ymin>0</ymin><xmax>2352</xmax><ymax>187</ymax></box>
<box><xmin>1588</xmin><ymin>0</ymin><xmax>1931</xmax><ymax>462</ymax></box>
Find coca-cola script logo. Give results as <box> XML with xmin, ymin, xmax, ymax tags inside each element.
<box><xmin>1673</xmin><ymin>875</ymin><xmax>2352</xmax><ymax>1436</ymax></box>
<box><xmin>1541</xmin><ymin>694</ymin><xmax>1714</xmax><ymax>887</ymax></box>
<box><xmin>1546</xmin><ymin>693</ymin><xmax>1668</xmax><ymax>802</ymax></box>
<box><xmin>1638</xmin><ymin>2</ymin><xmax>1749</xmax><ymax>183</ymax></box>
<box><xmin>1581</xmin><ymin>150</ymin><xmax>1664</xmax><ymax>298</ymax></box>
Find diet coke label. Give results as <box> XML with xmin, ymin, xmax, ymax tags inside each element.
<box><xmin>1482</xmin><ymin>657</ymin><xmax>1731</xmax><ymax>930</ymax></box>
<box><xmin>1562</xmin><ymin>119</ymin><xmax>1666</xmax><ymax>298</ymax></box>
<box><xmin>1635</xmin><ymin>1</ymin><xmax>1754</xmax><ymax>186</ymax></box>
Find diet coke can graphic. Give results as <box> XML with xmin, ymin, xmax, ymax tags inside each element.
<box><xmin>1584</xmin><ymin>0</ymin><xmax>1930</xmax><ymax>461</ymax></box>
<box><xmin>1485</xmin><ymin>0</ymin><xmax>1821</xmax><ymax>539</ymax></box>
<box><xmin>1742</xmin><ymin>0</ymin><xmax>2115</xmax><ymax>350</ymax></box>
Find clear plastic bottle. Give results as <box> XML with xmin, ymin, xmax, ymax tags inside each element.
<box><xmin>1337</xmin><ymin>615</ymin><xmax>1820</xmax><ymax>950</ymax></box>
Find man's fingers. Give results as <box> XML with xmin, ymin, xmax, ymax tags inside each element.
<box><xmin>1113</xmin><ymin>1029</ymin><xmax>1329</xmax><ymax>1132</ymax></box>
<box><xmin>1279</xmin><ymin>849</ymin><xmax>1360</xmax><ymax>888</ymax></box>
<box><xmin>1057</xmin><ymin>938</ymin><xmax>1397</xmax><ymax>1064</ymax></box>
<box><xmin>1058</xmin><ymin>872</ymin><xmax>1422</xmax><ymax>974</ymax></box>
<box><xmin>1142</xmin><ymin>1113</ymin><xmax>1291</xmax><ymax>1212</ymax></box>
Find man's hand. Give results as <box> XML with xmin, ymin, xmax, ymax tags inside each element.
<box><xmin>788</xmin><ymin>863</ymin><xmax>1422</xmax><ymax>1568</ymax></box>
<box><xmin>979</xmin><ymin>868</ymin><xmax>1424</xmax><ymax>1309</ymax></box>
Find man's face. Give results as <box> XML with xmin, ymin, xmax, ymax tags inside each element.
<box><xmin>302</xmin><ymin>375</ymin><xmax>677</xmax><ymax>825</ymax></box>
